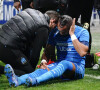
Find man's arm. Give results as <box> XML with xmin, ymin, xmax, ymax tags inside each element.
<box><xmin>30</xmin><ymin>27</ymin><xmax>49</xmax><ymax>69</ymax></box>
<box><xmin>71</xmin><ymin>39</ymin><xmax>88</xmax><ymax>57</ymax></box>
<box><xmin>69</xmin><ymin>18</ymin><xmax>89</xmax><ymax>57</ymax></box>
<box><xmin>41</xmin><ymin>18</ymin><xmax>58</xmax><ymax>62</ymax></box>
<box><xmin>41</xmin><ymin>44</ymin><xmax>56</xmax><ymax>62</ymax></box>
<box><xmin>39</xmin><ymin>44</ymin><xmax>56</xmax><ymax>69</ymax></box>
<box><xmin>40</xmin><ymin>19</ymin><xmax>57</xmax><ymax>68</ymax></box>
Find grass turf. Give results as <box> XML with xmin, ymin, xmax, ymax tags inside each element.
<box><xmin>1</xmin><ymin>70</ymin><xmax>100</xmax><ymax>90</ymax></box>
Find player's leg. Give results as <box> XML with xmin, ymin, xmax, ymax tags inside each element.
<box><xmin>36</xmin><ymin>60</ymin><xmax>73</xmax><ymax>83</ymax></box>
<box><xmin>4</xmin><ymin>63</ymin><xmax>57</xmax><ymax>87</ymax></box>
<box><xmin>4</xmin><ymin>64</ymin><xmax>37</xmax><ymax>87</ymax></box>
<box><xmin>35</xmin><ymin>61</ymin><xmax>85</xmax><ymax>84</ymax></box>
<box><xmin>25</xmin><ymin>60</ymin><xmax>74</xmax><ymax>86</ymax></box>
<box><xmin>4</xmin><ymin>64</ymin><xmax>20</xmax><ymax>87</ymax></box>
<box><xmin>25</xmin><ymin>62</ymin><xmax>57</xmax><ymax>86</ymax></box>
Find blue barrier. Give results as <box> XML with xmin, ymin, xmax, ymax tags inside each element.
<box><xmin>0</xmin><ymin>0</ymin><xmax>21</xmax><ymax>24</ymax></box>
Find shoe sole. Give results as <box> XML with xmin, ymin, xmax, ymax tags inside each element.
<box><xmin>4</xmin><ymin>64</ymin><xmax>17</xmax><ymax>87</ymax></box>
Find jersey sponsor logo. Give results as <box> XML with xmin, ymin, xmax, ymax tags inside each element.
<box><xmin>59</xmin><ymin>46</ymin><xmax>72</xmax><ymax>51</ymax></box>
<box><xmin>57</xmin><ymin>42</ymin><xmax>73</xmax><ymax>46</ymax></box>
<box><xmin>56</xmin><ymin>42</ymin><xmax>74</xmax><ymax>51</ymax></box>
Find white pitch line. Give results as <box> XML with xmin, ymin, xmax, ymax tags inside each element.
<box><xmin>85</xmin><ymin>74</ymin><xmax>100</xmax><ymax>79</ymax></box>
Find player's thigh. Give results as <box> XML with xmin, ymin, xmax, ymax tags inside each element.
<box><xmin>47</xmin><ymin>62</ymin><xmax>58</xmax><ymax>70</ymax></box>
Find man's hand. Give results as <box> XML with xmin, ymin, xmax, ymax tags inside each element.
<box><xmin>39</xmin><ymin>60</ymin><xmax>50</xmax><ymax>71</ymax></box>
<box><xmin>14</xmin><ymin>2</ymin><xmax>21</xmax><ymax>11</ymax></box>
<box><xmin>69</xmin><ymin>18</ymin><xmax>89</xmax><ymax>57</ymax></box>
<box><xmin>40</xmin><ymin>59</ymin><xmax>47</xmax><ymax>69</ymax></box>
<box><xmin>40</xmin><ymin>63</ymin><xmax>50</xmax><ymax>71</ymax></box>
<box><xmin>69</xmin><ymin>18</ymin><xmax>76</xmax><ymax>36</ymax></box>
<box><xmin>49</xmin><ymin>19</ymin><xmax>57</xmax><ymax>29</ymax></box>
<box><xmin>40</xmin><ymin>62</ymin><xmax>47</xmax><ymax>69</ymax></box>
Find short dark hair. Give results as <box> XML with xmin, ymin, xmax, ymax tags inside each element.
<box><xmin>59</xmin><ymin>15</ymin><xmax>73</xmax><ymax>30</ymax></box>
<box><xmin>45</xmin><ymin>10</ymin><xmax>60</xmax><ymax>24</ymax></box>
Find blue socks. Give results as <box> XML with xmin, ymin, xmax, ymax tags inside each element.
<box><xmin>18</xmin><ymin>60</ymin><xmax>73</xmax><ymax>85</ymax></box>
<box><xmin>18</xmin><ymin>69</ymin><xmax>48</xmax><ymax>85</ymax></box>
<box><xmin>36</xmin><ymin>60</ymin><xmax>73</xmax><ymax>83</ymax></box>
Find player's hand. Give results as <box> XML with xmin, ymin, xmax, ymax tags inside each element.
<box><xmin>14</xmin><ymin>2</ymin><xmax>21</xmax><ymax>11</ymax></box>
<box><xmin>30</xmin><ymin>2</ymin><xmax>34</xmax><ymax>8</ymax></box>
<box><xmin>39</xmin><ymin>60</ymin><xmax>48</xmax><ymax>69</ymax></box>
<box><xmin>49</xmin><ymin>19</ymin><xmax>57</xmax><ymax>29</ymax></box>
<box><xmin>40</xmin><ymin>63</ymin><xmax>47</xmax><ymax>69</ymax></box>
<box><xmin>69</xmin><ymin>18</ymin><xmax>76</xmax><ymax>36</ymax></box>
<box><xmin>40</xmin><ymin>60</ymin><xmax>47</xmax><ymax>69</ymax></box>
<box><xmin>40</xmin><ymin>62</ymin><xmax>50</xmax><ymax>71</ymax></box>
<box><xmin>37</xmin><ymin>60</ymin><xmax>47</xmax><ymax>69</ymax></box>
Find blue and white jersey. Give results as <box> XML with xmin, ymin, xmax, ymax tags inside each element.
<box><xmin>47</xmin><ymin>25</ymin><xmax>89</xmax><ymax>65</ymax></box>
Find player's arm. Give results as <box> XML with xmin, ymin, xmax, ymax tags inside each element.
<box><xmin>71</xmin><ymin>37</ymin><xmax>88</xmax><ymax>57</ymax></box>
<box><xmin>41</xmin><ymin>44</ymin><xmax>56</xmax><ymax>62</ymax></box>
<box><xmin>69</xmin><ymin>18</ymin><xmax>89</xmax><ymax>57</ymax></box>
<box><xmin>40</xmin><ymin>19</ymin><xmax>57</xmax><ymax>69</ymax></box>
<box><xmin>39</xmin><ymin>44</ymin><xmax>56</xmax><ymax>69</ymax></box>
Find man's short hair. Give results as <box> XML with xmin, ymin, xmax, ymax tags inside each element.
<box><xmin>59</xmin><ymin>15</ymin><xmax>73</xmax><ymax>30</ymax></box>
<box><xmin>45</xmin><ymin>10</ymin><xmax>60</xmax><ymax>24</ymax></box>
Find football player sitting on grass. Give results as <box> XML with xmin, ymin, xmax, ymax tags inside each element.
<box><xmin>4</xmin><ymin>15</ymin><xmax>89</xmax><ymax>87</ymax></box>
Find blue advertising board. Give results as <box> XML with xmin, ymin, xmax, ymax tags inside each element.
<box><xmin>0</xmin><ymin>0</ymin><xmax>21</xmax><ymax>24</ymax></box>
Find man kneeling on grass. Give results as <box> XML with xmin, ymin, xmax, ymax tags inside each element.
<box><xmin>4</xmin><ymin>15</ymin><xmax>89</xmax><ymax>87</ymax></box>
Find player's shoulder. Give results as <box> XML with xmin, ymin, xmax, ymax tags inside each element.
<box><xmin>75</xmin><ymin>25</ymin><xmax>89</xmax><ymax>34</ymax></box>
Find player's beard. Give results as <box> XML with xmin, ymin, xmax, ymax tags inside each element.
<box><xmin>59</xmin><ymin>29</ymin><xmax>69</xmax><ymax>35</ymax></box>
